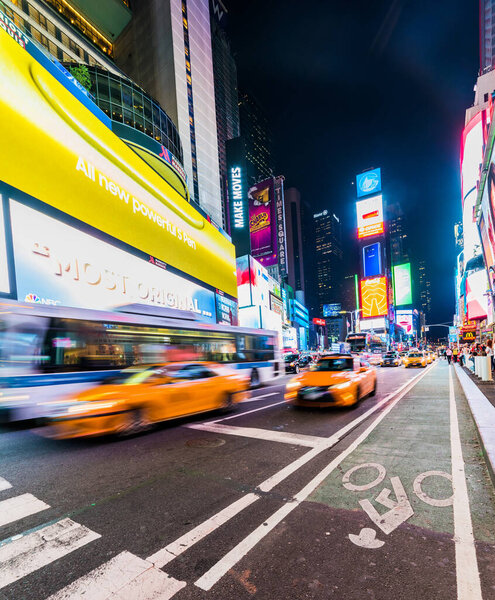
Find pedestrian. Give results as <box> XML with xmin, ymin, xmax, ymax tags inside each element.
<box><xmin>453</xmin><ymin>346</ymin><xmax>459</xmax><ymax>363</ymax></box>
<box><xmin>446</xmin><ymin>346</ymin><xmax>453</xmax><ymax>365</ymax></box>
<box><xmin>487</xmin><ymin>339</ymin><xmax>494</xmax><ymax>372</ymax></box>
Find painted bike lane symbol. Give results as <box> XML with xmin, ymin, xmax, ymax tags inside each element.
<box><xmin>342</xmin><ymin>463</ymin><xmax>453</xmax><ymax>549</ymax></box>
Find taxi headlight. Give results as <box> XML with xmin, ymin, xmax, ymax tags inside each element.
<box><xmin>329</xmin><ymin>381</ymin><xmax>352</xmax><ymax>391</ymax></box>
<box><xmin>67</xmin><ymin>401</ymin><xmax>119</xmax><ymax>415</ymax></box>
<box><xmin>286</xmin><ymin>380</ymin><xmax>302</xmax><ymax>391</ymax></box>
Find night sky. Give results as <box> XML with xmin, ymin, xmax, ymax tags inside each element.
<box><xmin>225</xmin><ymin>0</ymin><xmax>479</xmax><ymax>325</ymax></box>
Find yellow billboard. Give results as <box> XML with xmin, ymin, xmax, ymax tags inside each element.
<box><xmin>0</xmin><ymin>27</ymin><xmax>237</xmax><ymax>297</ymax></box>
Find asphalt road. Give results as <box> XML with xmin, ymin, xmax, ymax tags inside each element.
<box><xmin>0</xmin><ymin>361</ymin><xmax>494</xmax><ymax>599</ymax></box>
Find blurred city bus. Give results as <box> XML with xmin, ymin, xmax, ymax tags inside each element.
<box><xmin>0</xmin><ymin>302</ymin><xmax>281</xmax><ymax>421</ymax></box>
<box><xmin>345</xmin><ymin>332</ymin><xmax>386</xmax><ymax>354</ymax></box>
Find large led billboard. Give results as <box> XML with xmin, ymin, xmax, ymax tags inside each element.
<box><xmin>360</xmin><ymin>276</ymin><xmax>388</xmax><ymax>318</ymax></box>
<box><xmin>466</xmin><ymin>270</ymin><xmax>489</xmax><ymax>320</ymax></box>
<box><xmin>393</xmin><ymin>263</ymin><xmax>413</xmax><ymax>306</ymax></box>
<box><xmin>248</xmin><ymin>179</ymin><xmax>277</xmax><ymax>267</ymax></box>
<box><xmin>12</xmin><ymin>200</ymin><xmax>217</xmax><ymax>321</ymax></box>
<box><xmin>396</xmin><ymin>309</ymin><xmax>414</xmax><ymax>335</ymax></box>
<box><xmin>356</xmin><ymin>169</ymin><xmax>381</xmax><ymax>198</ymax></box>
<box><xmin>356</xmin><ymin>195</ymin><xmax>384</xmax><ymax>239</ymax></box>
<box><xmin>363</xmin><ymin>243</ymin><xmax>382</xmax><ymax>277</ymax></box>
<box><xmin>0</xmin><ymin>25</ymin><xmax>237</xmax><ymax>297</ymax></box>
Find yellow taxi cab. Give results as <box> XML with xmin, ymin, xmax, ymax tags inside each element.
<box><xmin>430</xmin><ymin>351</ymin><xmax>437</xmax><ymax>361</ymax></box>
<box><xmin>403</xmin><ymin>351</ymin><xmax>428</xmax><ymax>368</ymax></box>
<box><xmin>285</xmin><ymin>354</ymin><xmax>377</xmax><ymax>408</ymax></box>
<box><xmin>425</xmin><ymin>352</ymin><xmax>433</xmax><ymax>364</ymax></box>
<box><xmin>45</xmin><ymin>362</ymin><xmax>250</xmax><ymax>439</ymax></box>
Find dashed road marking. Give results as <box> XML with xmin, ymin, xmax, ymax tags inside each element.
<box><xmin>47</xmin><ymin>550</ymin><xmax>186</xmax><ymax>600</ymax></box>
<box><xmin>0</xmin><ymin>518</ymin><xmax>101</xmax><ymax>589</ymax></box>
<box><xmin>0</xmin><ymin>493</ymin><xmax>50</xmax><ymax>528</ymax></box>
<box><xmin>241</xmin><ymin>392</ymin><xmax>278</xmax><ymax>403</ymax></box>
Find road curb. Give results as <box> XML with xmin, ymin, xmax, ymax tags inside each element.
<box><xmin>454</xmin><ymin>364</ymin><xmax>495</xmax><ymax>486</ymax></box>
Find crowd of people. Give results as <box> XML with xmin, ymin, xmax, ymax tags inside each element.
<box><xmin>444</xmin><ymin>340</ymin><xmax>494</xmax><ymax>370</ymax></box>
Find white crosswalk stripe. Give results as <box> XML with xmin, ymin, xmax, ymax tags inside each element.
<box><xmin>0</xmin><ymin>518</ymin><xmax>101</xmax><ymax>589</ymax></box>
<box><xmin>0</xmin><ymin>477</ymin><xmax>12</xmax><ymax>492</ymax></box>
<box><xmin>0</xmin><ymin>493</ymin><xmax>50</xmax><ymax>527</ymax></box>
<box><xmin>47</xmin><ymin>550</ymin><xmax>186</xmax><ymax>600</ymax></box>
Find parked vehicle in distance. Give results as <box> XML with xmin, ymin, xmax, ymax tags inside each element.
<box><xmin>381</xmin><ymin>351</ymin><xmax>401</xmax><ymax>367</ymax></box>
<box><xmin>44</xmin><ymin>362</ymin><xmax>250</xmax><ymax>439</ymax></box>
<box><xmin>284</xmin><ymin>353</ymin><xmax>300</xmax><ymax>373</ymax></box>
<box><xmin>368</xmin><ymin>348</ymin><xmax>384</xmax><ymax>366</ymax></box>
<box><xmin>285</xmin><ymin>354</ymin><xmax>377</xmax><ymax>408</ymax></box>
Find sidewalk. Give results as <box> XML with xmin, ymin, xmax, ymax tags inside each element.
<box><xmin>454</xmin><ymin>363</ymin><xmax>495</xmax><ymax>485</ymax></box>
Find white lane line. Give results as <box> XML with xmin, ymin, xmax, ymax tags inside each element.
<box><xmin>448</xmin><ymin>368</ymin><xmax>483</xmax><ymax>600</ymax></box>
<box><xmin>147</xmin><ymin>494</ymin><xmax>259</xmax><ymax>568</ymax></box>
<box><xmin>0</xmin><ymin>494</ymin><xmax>50</xmax><ymax>528</ymax></box>
<box><xmin>150</xmin><ymin>366</ymin><xmax>433</xmax><ymax>570</ymax></box>
<box><xmin>47</xmin><ymin>550</ymin><xmax>186</xmax><ymax>600</ymax></box>
<box><xmin>0</xmin><ymin>478</ymin><xmax>11</xmax><ymax>492</ymax></box>
<box><xmin>206</xmin><ymin>400</ymin><xmax>286</xmax><ymax>424</ymax></box>
<box><xmin>241</xmin><ymin>392</ymin><xmax>278</xmax><ymax>403</ymax></box>
<box><xmin>187</xmin><ymin>423</ymin><xmax>327</xmax><ymax>447</ymax></box>
<box><xmin>0</xmin><ymin>518</ymin><xmax>101</xmax><ymax>589</ymax></box>
<box><xmin>195</xmin><ymin>364</ymin><xmax>435</xmax><ymax>591</ymax></box>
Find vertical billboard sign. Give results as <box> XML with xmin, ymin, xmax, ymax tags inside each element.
<box><xmin>360</xmin><ymin>277</ymin><xmax>388</xmax><ymax>318</ymax></box>
<box><xmin>248</xmin><ymin>178</ymin><xmax>277</xmax><ymax>266</ymax></box>
<box><xmin>396</xmin><ymin>309</ymin><xmax>414</xmax><ymax>335</ymax></box>
<box><xmin>356</xmin><ymin>168</ymin><xmax>382</xmax><ymax>198</ymax></box>
<box><xmin>356</xmin><ymin>195</ymin><xmax>384</xmax><ymax>239</ymax></box>
<box><xmin>363</xmin><ymin>242</ymin><xmax>382</xmax><ymax>277</ymax></box>
<box><xmin>274</xmin><ymin>176</ymin><xmax>287</xmax><ymax>277</ymax></box>
<box><xmin>393</xmin><ymin>263</ymin><xmax>413</xmax><ymax>306</ymax></box>
<box><xmin>226</xmin><ymin>137</ymin><xmax>250</xmax><ymax>257</ymax></box>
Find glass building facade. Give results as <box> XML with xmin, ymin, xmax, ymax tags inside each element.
<box><xmin>83</xmin><ymin>66</ymin><xmax>184</xmax><ymax>165</ymax></box>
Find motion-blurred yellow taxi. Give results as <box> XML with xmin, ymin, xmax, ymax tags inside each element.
<box><xmin>425</xmin><ymin>352</ymin><xmax>433</xmax><ymax>364</ymax></box>
<box><xmin>45</xmin><ymin>363</ymin><xmax>250</xmax><ymax>439</ymax></box>
<box><xmin>285</xmin><ymin>354</ymin><xmax>377</xmax><ymax>408</ymax></box>
<box><xmin>403</xmin><ymin>351</ymin><xmax>427</xmax><ymax>368</ymax></box>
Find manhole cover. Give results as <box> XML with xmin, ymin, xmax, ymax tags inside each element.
<box><xmin>186</xmin><ymin>437</ymin><xmax>226</xmax><ymax>448</ymax></box>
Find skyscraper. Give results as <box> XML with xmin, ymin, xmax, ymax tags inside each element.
<box><xmin>313</xmin><ymin>210</ymin><xmax>343</xmax><ymax>315</ymax></box>
<box><xmin>418</xmin><ymin>259</ymin><xmax>432</xmax><ymax>319</ymax></box>
<box><xmin>481</xmin><ymin>0</ymin><xmax>495</xmax><ymax>73</ymax></box>
<box><xmin>284</xmin><ymin>187</ymin><xmax>305</xmax><ymax>297</ymax></box>
<box><xmin>238</xmin><ymin>90</ymin><xmax>274</xmax><ymax>183</ymax></box>
<box><xmin>1</xmin><ymin>0</ymin><xmax>129</xmax><ymax>73</ymax></box>
<box><xmin>388</xmin><ymin>202</ymin><xmax>410</xmax><ymax>265</ymax></box>
<box><xmin>210</xmin><ymin>0</ymin><xmax>240</xmax><ymax>229</ymax></box>
<box><xmin>114</xmin><ymin>0</ymin><xmax>223</xmax><ymax>224</ymax></box>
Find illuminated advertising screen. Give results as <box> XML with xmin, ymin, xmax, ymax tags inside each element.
<box><xmin>466</xmin><ymin>270</ymin><xmax>489</xmax><ymax>320</ymax></box>
<box><xmin>323</xmin><ymin>303</ymin><xmax>341</xmax><ymax>317</ymax></box>
<box><xmin>396</xmin><ymin>309</ymin><xmax>414</xmax><ymax>335</ymax></box>
<box><xmin>363</xmin><ymin>243</ymin><xmax>382</xmax><ymax>277</ymax></box>
<box><xmin>356</xmin><ymin>169</ymin><xmax>381</xmax><ymax>198</ymax></box>
<box><xmin>393</xmin><ymin>263</ymin><xmax>413</xmax><ymax>306</ymax></box>
<box><xmin>462</xmin><ymin>112</ymin><xmax>484</xmax><ymax>263</ymax></box>
<box><xmin>248</xmin><ymin>179</ymin><xmax>277</xmax><ymax>267</ymax></box>
<box><xmin>215</xmin><ymin>291</ymin><xmax>238</xmax><ymax>326</ymax></box>
<box><xmin>360</xmin><ymin>276</ymin><xmax>388</xmax><ymax>318</ymax></box>
<box><xmin>0</xmin><ymin>27</ymin><xmax>237</xmax><ymax>297</ymax></box>
<box><xmin>11</xmin><ymin>200</ymin><xmax>217</xmax><ymax>321</ymax></box>
<box><xmin>360</xmin><ymin>317</ymin><xmax>386</xmax><ymax>331</ymax></box>
<box><xmin>356</xmin><ymin>195</ymin><xmax>384</xmax><ymax>239</ymax></box>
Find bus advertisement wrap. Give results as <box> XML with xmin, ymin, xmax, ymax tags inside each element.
<box><xmin>0</xmin><ymin>27</ymin><xmax>237</xmax><ymax>297</ymax></box>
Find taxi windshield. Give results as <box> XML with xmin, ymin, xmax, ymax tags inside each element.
<box><xmin>408</xmin><ymin>353</ymin><xmax>423</xmax><ymax>358</ymax></box>
<box><xmin>102</xmin><ymin>366</ymin><xmax>166</xmax><ymax>386</ymax></box>
<box><xmin>314</xmin><ymin>358</ymin><xmax>353</xmax><ymax>371</ymax></box>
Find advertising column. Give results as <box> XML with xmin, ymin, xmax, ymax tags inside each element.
<box><xmin>355</xmin><ymin>168</ymin><xmax>389</xmax><ymax>340</ymax></box>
